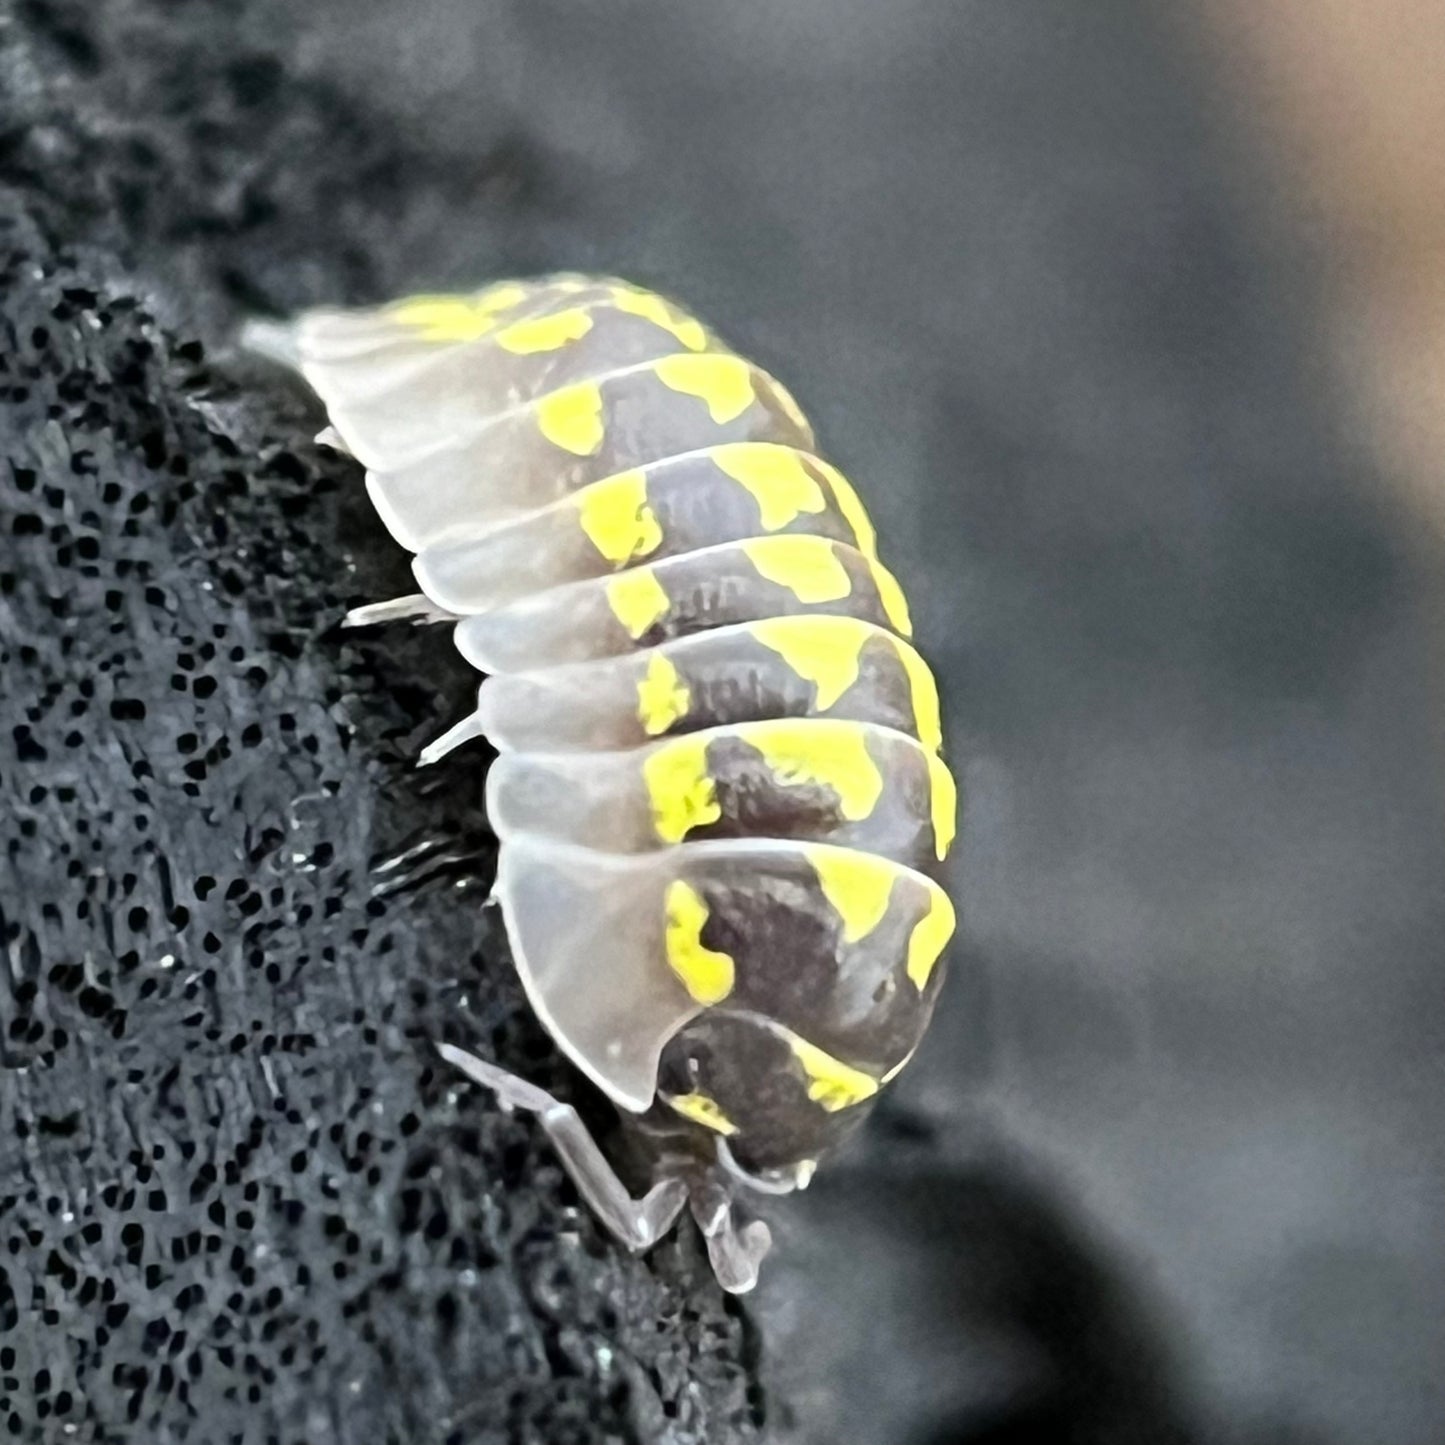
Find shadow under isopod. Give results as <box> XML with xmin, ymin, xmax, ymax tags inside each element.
<box><xmin>753</xmin><ymin>1134</ymin><xmax>1208</xmax><ymax>1445</ymax></box>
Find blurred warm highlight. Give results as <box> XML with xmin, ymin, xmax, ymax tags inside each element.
<box><xmin>1199</xmin><ymin>0</ymin><xmax>1445</xmax><ymax>537</ymax></box>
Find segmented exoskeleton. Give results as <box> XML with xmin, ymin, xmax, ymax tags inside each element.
<box><xmin>245</xmin><ymin>275</ymin><xmax>958</xmax><ymax>1291</ymax></box>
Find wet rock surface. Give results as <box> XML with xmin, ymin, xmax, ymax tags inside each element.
<box><xmin>3</xmin><ymin>3</ymin><xmax>1443</xmax><ymax>1444</ymax></box>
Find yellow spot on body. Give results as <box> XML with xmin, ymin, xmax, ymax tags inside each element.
<box><xmin>712</xmin><ymin>445</ymin><xmax>827</xmax><ymax>531</ymax></box>
<box><xmin>607</xmin><ymin>567</ymin><xmax>670</xmax><ymax>639</ymax></box>
<box><xmin>388</xmin><ymin>283</ymin><xmax>530</xmax><ymax>342</ymax></box>
<box><xmin>663</xmin><ymin>880</ymin><xmax>735</xmax><ymax>1005</ymax></box>
<box><xmin>808</xmin><ymin>845</ymin><xmax>896</xmax><ymax>943</ymax></box>
<box><xmin>812</xmin><ymin>459</ymin><xmax>878</xmax><ymax>560</ymax></box>
<box><xmin>495</xmin><ymin>307</ymin><xmax>594</xmax><ymax>354</ymax></box>
<box><xmin>576</xmin><ymin>471</ymin><xmax>662</xmax><ymax>566</ymax></box>
<box><xmin>536</xmin><ymin>382</ymin><xmax>605</xmax><ymax>455</ymax></box>
<box><xmin>654</xmin><ymin>354</ymin><xmax>755</xmax><ymax>424</ymax></box>
<box><xmin>871</xmin><ymin>561</ymin><xmax>913</xmax><ymax>636</ymax></box>
<box><xmin>895</xmin><ymin>640</ymin><xmax>943</xmax><ymax>752</ymax></box>
<box><xmin>742</xmin><ymin>537</ymin><xmax>852</xmax><ymax>605</ymax></box>
<box><xmin>643</xmin><ymin>737</ymin><xmax>721</xmax><ymax>843</ymax></box>
<box><xmin>927</xmin><ymin>754</ymin><xmax>958</xmax><ymax>860</ymax></box>
<box><xmin>663</xmin><ymin>1091</ymin><xmax>739</xmax><ymax>1136</ymax></box>
<box><xmin>785</xmin><ymin>1032</ymin><xmax>879</xmax><ymax>1112</ymax></box>
<box><xmin>637</xmin><ymin>653</ymin><xmax>691</xmax><ymax>735</ymax></box>
<box><xmin>610</xmin><ymin>288</ymin><xmax>709</xmax><ymax>351</ymax></box>
<box><xmin>480</xmin><ymin>282</ymin><xmax>532</xmax><ymax>309</ymax></box>
<box><xmin>747</xmin><ymin>721</ymin><xmax>883</xmax><ymax>821</ymax></box>
<box><xmin>907</xmin><ymin>887</ymin><xmax>956</xmax><ymax>990</ymax></box>
<box><xmin>751</xmin><ymin>616</ymin><xmax>872</xmax><ymax>710</ymax></box>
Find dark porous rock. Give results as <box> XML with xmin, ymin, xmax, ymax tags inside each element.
<box><xmin>0</xmin><ymin>200</ymin><xmax>755</xmax><ymax>1445</ymax></box>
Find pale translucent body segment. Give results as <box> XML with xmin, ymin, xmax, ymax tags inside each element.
<box><xmin>382</xmin><ymin>285</ymin><xmax>540</xmax><ymax>343</ymax></box>
<box><xmin>451</xmin><ymin>537</ymin><xmax>904</xmax><ymax>673</ymax></box>
<box><xmin>493</xmin><ymin>836</ymin><xmax>702</xmax><ymax>1112</ymax></box>
<box><xmin>485</xmin><ymin>749</ymin><xmax>674</xmax><ymax>852</ymax></box>
<box><xmin>485</xmin><ymin>719</ymin><xmax>943</xmax><ymax>869</ymax></box>
<box><xmin>412</xmin><ymin>509</ymin><xmax>603</xmax><ymax>617</ymax></box>
<box><xmin>411</xmin><ymin>464</ymin><xmax>663</xmax><ymax>616</ymax></box>
<box><xmin>292</xmin><ymin>281</ymin><xmax>586</xmax><ymax>382</ymax></box>
<box><xmin>362</xmin><ymin>353</ymin><xmax>814</xmax><ymax>551</ymax></box>
<box><xmin>291</xmin><ymin>273</ymin><xmax>626</xmax><ymax>357</ymax></box>
<box><xmin>464</xmin><ymin>618</ymin><xmax>937</xmax><ymax>754</ymax></box>
<box><xmin>284</xmin><ymin>277</ymin><xmax>563</xmax><ymax>364</ymax></box>
<box><xmin>302</xmin><ymin>302</ymin><xmax>728</xmax><ymax>471</ymax></box>
<box><xmin>408</xmin><ymin>445</ymin><xmax>862</xmax><ymax>615</ymax></box>
<box><xmin>493</xmin><ymin>829</ymin><xmax>951</xmax><ymax>1112</ymax></box>
<box><xmin>362</xmin><ymin>464</ymin><xmax>515</xmax><ymax>552</ymax></box>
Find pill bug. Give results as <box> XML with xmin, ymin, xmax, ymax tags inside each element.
<box><xmin>244</xmin><ymin>275</ymin><xmax>959</xmax><ymax>1292</ymax></box>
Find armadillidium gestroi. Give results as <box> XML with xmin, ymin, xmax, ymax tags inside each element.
<box><xmin>245</xmin><ymin>274</ymin><xmax>958</xmax><ymax>1291</ymax></box>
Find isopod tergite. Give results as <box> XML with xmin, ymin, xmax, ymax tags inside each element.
<box><xmin>244</xmin><ymin>275</ymin><xmax>959</xmax><ymax>1292</ymax></box>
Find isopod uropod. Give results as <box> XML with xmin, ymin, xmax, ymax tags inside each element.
<box><xmin>244</xmin><ymin>274</ymin><xmax>958</xmax><ymax>1292</ymax></box>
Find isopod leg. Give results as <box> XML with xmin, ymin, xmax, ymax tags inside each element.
<box><xmin>437</xmin><ymin>1044</ymin><xmax>687</xmax><ymax>1252</ymax></box>
<box><xmin>417</xmin><ymin>711</ymin><xmax>487</xmax><ymax>767</ymax></box>
<box><xmin>343</xmin><ymin>593</ymin><xmax>458</xmax><ymax>628</ymax></box>
<box><xmin>688</xmin><ymin>1174</ymin><xmax>773</xmax><ymax>1295</ymax></box>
